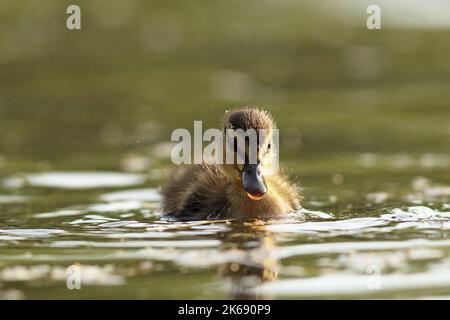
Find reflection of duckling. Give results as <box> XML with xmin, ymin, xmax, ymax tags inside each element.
<box><xmin>162</xmin><ymin>108</ymin><xmax>301</xmax><ymax>220</ymax></box>
<box><xmin>219</xmin><ymin>233</ymin><xmax>278</xmax><ymax>300</ymax></box>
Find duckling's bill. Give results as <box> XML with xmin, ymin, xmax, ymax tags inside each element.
<box><xmin>242</xmin><ymin>163</ymin><xmax>267</xmax><ymax>200</ymax></box>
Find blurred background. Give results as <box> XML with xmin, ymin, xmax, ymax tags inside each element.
<box><xmin>0</xmin><ymin>0</ymin><xmax>449</xmax><ymax>175</ymax></box>
<box><xmin>0</xmin><ymin>0</ymin><xmax>449</xmax><ymax>300</ymax></box>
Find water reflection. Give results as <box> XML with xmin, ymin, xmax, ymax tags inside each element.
<box><xmin>218</xmin><ymin>225</ymin><xmax>279</xmax><ymax>299</ymax></box>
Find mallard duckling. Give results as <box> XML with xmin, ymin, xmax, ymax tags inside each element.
<box><xmin>161</xmin><ymin>107</ymin><xmax>301</xmax><ymax>220</ymax></box>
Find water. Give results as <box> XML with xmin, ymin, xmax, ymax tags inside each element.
<box><xmin>0</xmin><ymin>0</ymin><xmax>449</xmax><ymax>299</ymax></box>
<box><xmin>0</xmin><ymin>168</ymin><xmax>448</xmax><ymax>299</ymax></box>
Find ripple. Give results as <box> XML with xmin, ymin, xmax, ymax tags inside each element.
<box><xmin>382</xmin><ymin>206</ymin><xmax>450</xmax><ymax>221</ymax></box>
<box><xmin>70</xmin><ymin>215</ymin><xmax>119</xmax><ymax>225</ymax></box>
<box><xmin>380</xmin><ymin>206</ymin><xmax>450</xmax><ymax>230</ymax></box>
<box><xmin>48</xmin><ymin>239</ymin><xmax>221</xmax><ymax>249</ymax></box>
<box><xmin>106</xmin><ymin>231</ymin><xmax>175</xmax><ymax>239</ymax></box>
<box><xmin>0</xmin><ymin>235</ymin><xmax>25</xmax><ymax>241</ymax></box>
<box><xmin>0</xmin><ymin>264</ymin><xmax>124</xmax><ymax>285</ymax></box>
<box><xmin>98</xmin><ymin>220</ymin><xmax>148</xmax><ymax>228</ymax></box>
<box><xmin>0</xmin><ymin>195</ymin><xmax>28</xmax><ymax>203</ymax></box>
<box><xmin>278</xmin><ymin>239</ymin><xmax>450</xmax><ymax>259</ymax></box>
<box><xmin>300</xmin><ymin>208</ymin><xmax>334</xmax><ymax>219</ymax></box>
<box><xmin>34</xmin><ymin>209</ymin><xmax>84</xmax><ymax>219</ymax></box>
<box><xmin>253</xmin><ymin>269</ymin><xmax>450</xmax><ymax>298</ymax></box>
<box><xmin>100</xmin><ymin>188</ymin><xmax>161</xmax><ymax>202</ymax></box>
<box><xmin>268</xmin><ymin>206</ymin><xmax>450</xmax><ymax>235</ymax></box>
<box><xmin>4</xmin><ymin>172</ymin><xmax>147</xmax><ymax>189</ymax></box>
<box><xmin>34</xmin><ymin>200</ymin><xmax>151</xmax><ymax>220</ymax></box>
<box><xmin>266</xmin><ymin>217</ymin><xmax>388</xmax><ymax>234</ymax></box>
<box><xmin>0</xmin><ymin>229</ymin><xmax>65</xmax><ymax>238</ymax></box>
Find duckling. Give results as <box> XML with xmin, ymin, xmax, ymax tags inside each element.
<box><xmin>161</xmin><ymin>107</ymin><xmax>301</xmax><ymax>220</ymax></box>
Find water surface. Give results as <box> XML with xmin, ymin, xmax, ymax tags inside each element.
<box><xmin>0</xmin><ymin>166</ymin><xmax>448</xmax><ymax>299</ymax></box>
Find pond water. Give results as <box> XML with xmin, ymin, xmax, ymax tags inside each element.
<box><xmin>0</xmin><ymin>164</ymin><xmax>449</xmax><ymax>299</ymax></box>
<box><xmin>0</xmin><ymin>0</ymin><xmax>449</xmax><ymax>299</ymax></box>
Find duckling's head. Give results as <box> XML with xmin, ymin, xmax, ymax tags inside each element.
<box><xmin>221</xmin><ymin>107</ymin><xmax>276</xmax><ymax>201</ymax></box>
